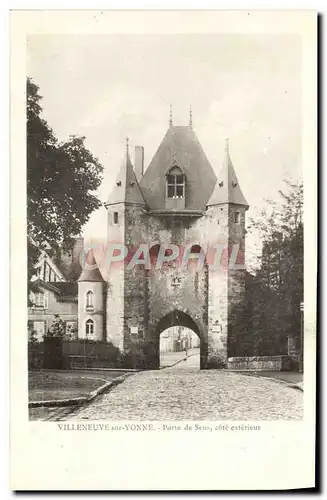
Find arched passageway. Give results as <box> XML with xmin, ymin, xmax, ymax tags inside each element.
<box><xmin>153</xmin><ymin>310</ymin><xmax>207</xmax><ymax>370</ymax></box>
<box><xmin>160</xmin><ymin>326</ymin><xmax>200</xmax><ymax>369</ymax></box>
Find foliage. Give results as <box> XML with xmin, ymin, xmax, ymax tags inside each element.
<box><xmin>46</xmin><ymin>314</ymin><xmax>66</xmax><ymax>338</ymax></box>
<box><xmin>65</xmin><ymin>322</ymin><xmax>78</xmax><ymax>341</ymax></box>
<box><xmin>28</xmin><ymin>320</ymin><xmax>44</xmax><ymax>369</ymax></box>
<box><xmin>27</xmin><ymin>77</ymin><xmax>104</xmax><ymax>271</ymax></box>
<box><xmin>206</xmin><ymin>352</ymin><xmax>227</xmax><ymax>369</ymax></box>
<box><xmin>246</xmin><ymin>179</ymin><xmax>303</xmax><ymax>356</ymax></box>
<box><xmin>28</xmin><ymin>320</ymin><xmax>38</xmax><ymax>344</ymax></box>
<box><xmin>120</xmin><ymin>340</ymin><xmax>157</xmax><ymax>369</ymax></box>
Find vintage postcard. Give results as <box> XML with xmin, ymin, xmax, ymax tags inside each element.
<box><xmin>10</xmin><ymin>10</ymin><xmax>317</xmax><ymax>490</ymax></box>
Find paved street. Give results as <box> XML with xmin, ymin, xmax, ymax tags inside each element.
<box><xmin>63</xmin><ymin>365</ymin><xmax>303</xmax><ymax>421</ymax></box>
<box><xmin>169</xmin><ymin>350</ymin><xmax>200</xmax><ymax>369</ymax></box>
<box><xmin>160</xmin><ymin>348</ymin><xmax>200</xmax><ymax>368</ymax></box>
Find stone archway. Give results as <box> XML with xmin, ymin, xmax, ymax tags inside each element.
<box><xmin>152</xmin><ymin>310</ymin><xmax>208</xmax><ymax>369</ymax></box>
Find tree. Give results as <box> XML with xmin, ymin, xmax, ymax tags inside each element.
<box><xmin>46</xmin><ymin>314</ymin><xmax>66</xmax><ymax>338</ymax></box>
<box><xmin>246</xmin><ymin>179</ymin><xmax>303</xmax><ymax>356</ymax></box>
<box><xmin>27</xmin><ymin>77</ymin><xmax>104</xmax><ymax>262</ymax></box>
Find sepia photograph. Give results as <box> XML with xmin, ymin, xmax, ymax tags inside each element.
<box><xmin>10</xmin><ymin>9</ymin><xmax>317</xmax><ymax>491</ymax></box>
<box><xmin>26</xmin><ymin>31</ymin><xmax>305</xmax><ymax>422</ymax></box>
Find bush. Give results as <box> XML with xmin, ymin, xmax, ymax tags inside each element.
<box><xmin>206</xmin><ymin>353</ymin><xmax>227</xmax><ymax>369</ymax></box>
<box><xmin>28</xmin><ymin>341</ymin><xmax>44</xmax><ymax>369</ymax></box>
<box><xmin>28</xmin><ymin>320</ymin><xmax>44</xmax><ymax>369</ymax></box>
<box><xmin>46</xmin><ymin>314</ymin><xmax>66</xmax><ymax>338</ymax></box>
<box><xmin>120</xmin><ymin>341</ymin><xmax>157</xmax><ymax>369</ymax></box>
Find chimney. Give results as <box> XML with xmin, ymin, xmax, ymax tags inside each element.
<box><xmin>134</xmin><ymin>146</ymin><xmax>144</xmax><ymax>181</ymax></box>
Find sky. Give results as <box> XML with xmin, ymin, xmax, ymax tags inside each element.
<box><xmin>27</xmin><ymin>34</ymin><xmax>302</xmax><ymax>267</ymax></box>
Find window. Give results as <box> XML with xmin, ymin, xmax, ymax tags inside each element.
<box><xmin>234</xmin><ymin>211</ymin><xmax>240</xmax><ymax>223</ymax></box>
<box><xmin>32</xmin><ymin>321</ymin><xmax>46</xmax><ymax>342</ymax></box>
<box><xmin>114</xmin><ymin>212</ymin><xmax>119</xmax><ymax>224</ymax></box>
<box><xmin>86</xmin><ymin>291</ymin><xmax>94</xmax><ymax>310</ymax></box>
<box><xmin>166</xmin><ymin>166</ymin><xmax>185</xmax><ymax>199</ymax></box>
<box><xmin>34</xmin><ymin>292</ymin><xmax>48</xmax><ymax>309</ymax></box>
<box><xmin>85</xmin><ymin>319</ymin><xmax>95</xmax><ymax>338</ymax></box>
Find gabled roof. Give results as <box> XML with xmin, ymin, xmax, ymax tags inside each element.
<box><xmin>140</xmin><ymin>125</ymin><xmax>217</xmax><ymax>211</ymax></box>
<box><xmin>207</xmin><ymin>141</ymin><xmax>249</xmax><ymax>208</ymax></box>
<box><xmin>78</xmin><ymin>249</ymin><xmax>105</xmax><ymax>282</ymax></box>
<box><xmin>51</xmin><ymin>282</ymin><xmax>78</xmax><ymax>297</ymax></box>
<box><xmin>106</xmin><ymin>146</ymin><xmax>147</xmax><ymax>207</ymax></box>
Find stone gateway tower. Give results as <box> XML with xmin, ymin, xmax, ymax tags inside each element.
<box><xmin>103</xmin><ymin>116</ymin><xmax>249</xmax><ymax>369</ymax></box>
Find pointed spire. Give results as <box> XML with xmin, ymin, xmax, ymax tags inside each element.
<box><xmin>106</xmin><ymin>138</ymin><xmax>147</xmax><ymax>207</ymax></box>
<box><xmin>207</xmin><ymin>139</ymin><xmax>249</xmax><ymax>208</ymax></box>
<box><xmin>78</xmin><ymin>249</ymin><xmax>104</xmax><ymax>282</ymax></box>
<box><xmin>169</xmin><ymin>104</ymin><xmax>173</xmax><ymax>127</ymax></box>
<box><xmin>189</xmin><ymin>104</ymin><xmax>193</xmax><ymax>127</ymax></box>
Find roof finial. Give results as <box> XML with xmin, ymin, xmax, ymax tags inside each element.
<box><xmin>225</xmin><ymin>137</ymin><xmax>229</xmax><ymax>153</ymax></box>
<box><xmin>169</xmin><ymin>104</ymin><xmax>173</xmax><ymax>127</ymax></box>
<box><xmin>126</xmin><ymin>137</ymin><xmax>129</xmax><ymax>154</ymax></box>
<box><xmin>189</xmin><ymin>104</ymin><xmax>193</xmax><ymax>127</ymax></box>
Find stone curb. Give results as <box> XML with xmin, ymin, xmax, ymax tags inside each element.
<box><xmin>71</xmin><ymin>367</ymin><xmax>140</xmax><ymax>373</ymax></box>
<box><xmin>34</xmin><ymin>368</ymin><xmax>140</xmax><ymax>373</ymax></box>
<box><xmin>29</xmin><ymin>373</ymin><xmax>132</xmax><ymax>408</ymax></box>
<box><xmin>226</xmin><ymin>370</ymin><xmax>304</xmax><ymax>392</ymax></box>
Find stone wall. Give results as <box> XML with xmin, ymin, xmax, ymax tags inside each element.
<box><xmin>105</xmin><ymin>198</ymin><xmax>247</xmax><ymax>369</ymax></box>
<box><xmin>228</xmin><ymin>356</ymin><xmax>292</xmax><ymax>371</ymax></box>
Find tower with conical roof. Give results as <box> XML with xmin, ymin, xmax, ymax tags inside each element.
<box><xmin>205</xmin><ymin>139</ymin><xmax>249</xmax><ymax>365</ymax></box>
<box><xmin>102</xmin><ymin>114</ymin><xmax>249</xmax><ymax>368</ymax></box>
<box><xmin>77</xmin><ymin>249</ymin><xmax>105</xmax><ymax>340</ymax></box>
<box><xmin>104</xmin><ymin>139</ymin><xmax>148</xmax><ymax>350</ymax></box>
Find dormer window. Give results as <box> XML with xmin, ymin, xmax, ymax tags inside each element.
<box><xmin>165</xmin><ymin>166</ymin><xmax>185</xmax><ymax>210</ymax></box>
<box><xmin>166</xmin><ymin>166</ymin><xmax>185</xmax><ymax>199</ymax></box>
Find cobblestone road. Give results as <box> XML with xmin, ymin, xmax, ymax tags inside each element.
<box><xmin>63</xmin><ymin>368</ymin><xmax>303</xmax><ymax>421</ymax></box>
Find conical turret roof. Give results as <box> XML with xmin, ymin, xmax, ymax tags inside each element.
<box><xmin>207</xmin><ymin>140</ymin><xmax>249</xmax><ymax>208</ymax></box>
<box><xmin>106</xmin><ymin>142</ymin><xmax>147</xmax><ymax>207</ymax></box>
<box><xmin>78</xmin><ymin>249</ymin><xmax>104</xmax><ymax>282</ymax></box>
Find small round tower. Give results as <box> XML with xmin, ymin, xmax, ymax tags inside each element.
<box><xmin>77</xmin><ymin>249</ymin><xmax>105</xmax><ymax>340</ymax></box>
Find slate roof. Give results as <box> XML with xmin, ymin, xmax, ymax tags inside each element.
<box><xmin>31</xmin><ymin>279</ymin><xmax>78</xmax><ymax>297</ymax></box>
<box><xmin>78</xmin><ymin>249</ymin><xmax>105</xmax><ymax>282</ymax></box>
<box><xmin>207</xmin><ymin>142</ymin><xmax>249</xmax><ymax>207</ymax></box>
<box><xmin>51</xmin><ymin>282</ymin><xmax>78</xmax><ymax>296</ymax></box>
<box><xmin>106</xmin><ymin>148</ymin><xmax>147</xmax><ymax>207</ymax></box>
<box><xmin>140</xmin><ymin>125</ymin><xmax>217</xmax><ymax>211</ymax></box>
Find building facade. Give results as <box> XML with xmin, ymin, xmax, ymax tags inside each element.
<box><xmin>28</xmin><ymin>240</ymin><xmax>82</xmax><ymax>341</ymax></box>
<box><xmin>29</xmin><ymin>117</ymin><xmax>249</xmax><ymax>369</ymax></box>
<box><xmin>99</xmin><ymin>117</ymin><xmax>249</xmax><ymax>369</ymax></box>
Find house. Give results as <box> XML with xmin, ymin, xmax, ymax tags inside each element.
<box><xmin>28</xmin><ymin>238</ymin><xmax>83</xmax><ymax>341</ymax></box>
